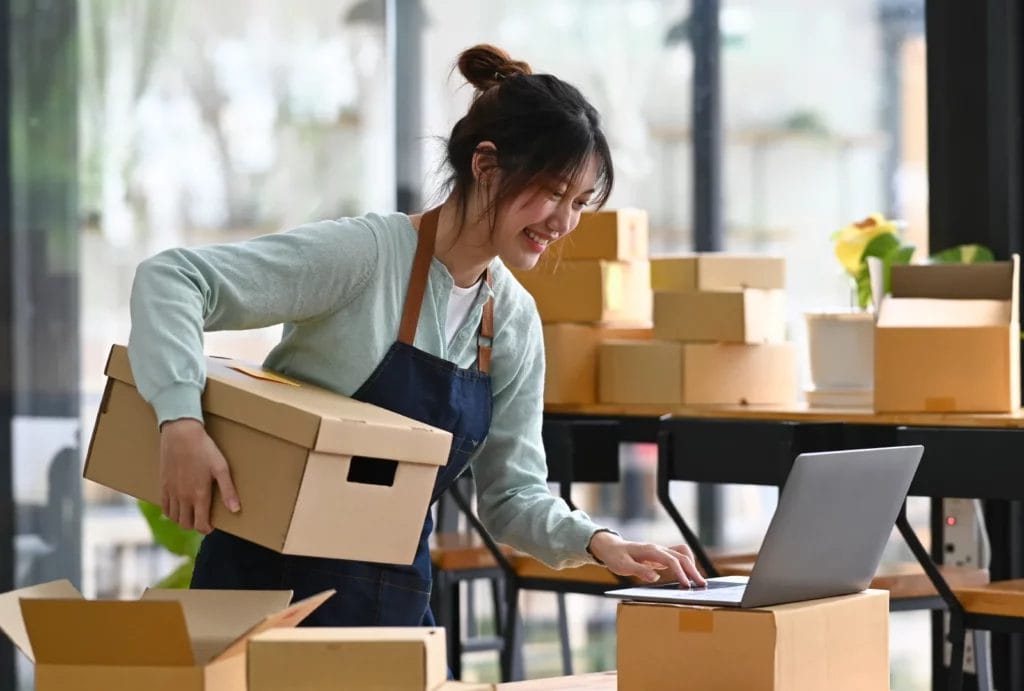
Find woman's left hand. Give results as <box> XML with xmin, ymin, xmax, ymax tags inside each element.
<box><xmin>587</xmin><ymin>531</ymin><xmax>707</xmax><ymax>587</ymax></box>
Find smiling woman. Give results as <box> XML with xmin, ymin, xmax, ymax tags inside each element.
<box><xmin>125</xmin><ymin>41</ymin><xmax>704</xmax><ymax>647</ymax></box>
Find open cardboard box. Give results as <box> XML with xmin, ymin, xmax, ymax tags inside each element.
<box><xmin>85</xmin><ymin>345</ymin><xmax>453</xmax><ymax>564</ymax></box>
<box><xmin>617</xmin><ymin>590</ymin><xmax>889</xmax><ymax>691</ymax></box>
<box><xmin>874</xmin><ymin>256</ymin><xmax>1020</xmax><ymax>412</ymax></box>
<box><xmin>0</xmin><ymin>579</ymin><xmax>332</xmax><ymax>691</ymax></box>
<box><xmin>247</xmin><ymin>627</ymin><xmax>493</xmax><ymax>690</ymax></box>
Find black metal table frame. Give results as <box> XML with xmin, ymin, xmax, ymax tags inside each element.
<box><xmin>543</xmin><ymin>411</ymin><xmax>1024</xmax><ymax>691</ymax></box>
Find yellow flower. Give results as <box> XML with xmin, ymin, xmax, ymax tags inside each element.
<box><xmin>833</xmin><ymin>213</ymin><xmax>899</xmax><ymax>275</ymax></box>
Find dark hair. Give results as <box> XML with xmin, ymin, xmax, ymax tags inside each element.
<box><xmin>443</xmin><ymin>44</ymin><xmax>614</xmax><ymax>229</ymax></box>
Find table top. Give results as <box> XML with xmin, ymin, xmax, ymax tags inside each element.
<box><xmin>546</xmin><ymin>402</ymin><xmax>1024</xmax><ymax>429</ymax></box>
<box><xmin>497</xmin><ymin>671</ymin><xmax>618</xmax><ymax>690</ymax></box>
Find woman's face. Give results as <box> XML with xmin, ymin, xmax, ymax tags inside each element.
<box><xmin>489</xmin><ymin>156</ymin><xmax>600</xmax><ymax>271</ymax></box>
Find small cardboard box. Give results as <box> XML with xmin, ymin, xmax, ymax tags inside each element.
<box><xmin>514</xmin><ymin>260</ymin><xmax>652</xmax><ymax>324</ymax></box>
<box><xmin>617</xmin><ymin>590</ymin><xmax>890</xmax><ymax>691</ymax></box>
<box><xmin>84</xmin><ymin>345</ymin><xmax>453</xmax><ymax>564</ymax></box>
<box><xmin>558</xmin><ymin>208</ymin><xmax>649</xmax><ymax>261</ymax></box>
<box><xmin>651</xmin><ymin>254</ymin><xmax>785</xmax><ymax>292</ymax></box>
<box><xmin>247</xmin><ymin>627</ymin><xmax>494</xmax><ymax>690</ymax></box>
<box><xmin>874</xmin><ymin>256</ymin><xmax>1020</xmax><ymax>413</ymax></box>
<box><xmin>653</xmin><ymin>289</ymin><xmax>786</xmax><ymax>343</ymax></box>
<box><xmin>0</xmin><ymin>579</ymin><xmax>332</xmax><ymax>691</ymax></box>
<box><xmin>599</xmin><ymin>340</ymin><xmax>797</xmax><ymax>405</ymax></box>
<box><xmin>544</xmin><ymin>324</ymin><xmax>653</xmax><ymax>405</ymax></box>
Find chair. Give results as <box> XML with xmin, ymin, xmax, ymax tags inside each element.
<box><xmin>947</xmin><ymin>580</ymin><xmax>1024</xmax><ymax>690</ymax></box>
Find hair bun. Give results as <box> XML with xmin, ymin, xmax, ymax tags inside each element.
<box><xmin>457</xmin><ymin>44</ymin><xmax>532</xmax><ymax>92</ymax></box>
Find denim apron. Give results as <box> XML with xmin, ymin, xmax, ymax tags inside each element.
<box><xmin>191</xmin><ymin>207</ymin><xmax>494</xmax><ymax>628</ymax></box>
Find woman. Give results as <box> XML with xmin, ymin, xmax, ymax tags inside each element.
<box><xmin>129</xmin><ymin>44</ymin><xmax>705</xmax><ymax>627</ymax></box>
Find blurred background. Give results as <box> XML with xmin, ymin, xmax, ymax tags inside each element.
<box><xmin>0</xmin><ymin>0</ymin><xmax>981</xmax><ymax>688</ymax></box>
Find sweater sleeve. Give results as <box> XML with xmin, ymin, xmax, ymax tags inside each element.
<box><xmin>128</xmin><ymin>219</ymin><xmax>378</xmax><ymax>426</ymax></box>
<box><xmin>470</xmin><ymin>303</ymin><xmax>605</xmax><ymax>568</ymax></box>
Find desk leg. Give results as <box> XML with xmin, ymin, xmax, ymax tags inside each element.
<box><xmin>656</xmin><ymin>429</ymin><xmax>719</xmax><ymax>578</ymax></box>
<box><xmin>983</xmin><ymin>499</ymin><xmax>1024</xmax><ymax>691</ymax></box>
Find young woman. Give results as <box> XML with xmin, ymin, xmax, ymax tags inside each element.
<box><xmin>129</xmin><ymin>44</ymin><xmax>705</xmax><ymax>627</ymax></box>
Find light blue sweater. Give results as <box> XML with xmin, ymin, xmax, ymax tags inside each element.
<box><xmin>128</xmin><ymin>211</ymin><xmax>603</xmax><ymax>568</ymax></box>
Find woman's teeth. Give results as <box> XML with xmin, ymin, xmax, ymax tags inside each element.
<box><xmin>525</xmin><ymin>229</ymin><xmax>550</xmax><ymax>246</ymax></box>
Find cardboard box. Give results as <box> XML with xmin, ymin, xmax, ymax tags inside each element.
<box><xmin>0</xmin><ymin>579</ymin><xmax>331</xmax><ymax>691</ymax></box>
<box><xmin>599</xmin><ymin>341</ymin><xmax>797</xmax><ymax>405</ymax></box>
<box><xmin>85</xmin><ymin>345</ymin><xmax>453</xmax><ymax>564</ymax></box>
<box><xmin>544</xmin><ymin>324</ymin><xmax>652</xmax><ymax>405</ymax></box>
<box><xmin>247</xmin><ymin>627</ymin><xmax>494</xmax><ymax>690</ymax></box>
<box><xmin>653</xmin><ymin>289</ymin><xmax>786</xmax><ymax>343</ymax></box>
<box><xmin>651</xmin><ymin>254</ymin><xmax>785</xmax><ymax>292</ymax></box>
<box><xmin>514</xmin><ymin>260</ymin><xmax>652</xmax><ymax>324</ymax></box>
<box><xmin>558</xmin><ymin>208</ymin><xmax>649</xmax><ymax>261</ymax></box>
<box><xmin>617</xmin><ymin>590</ymin><xmax>890</xmax><ymax>691</ymax></box>
<box><xmin>874</xmin><ymin>256</ymin><xmax>1020</xmax><ymax>412</ymax></box>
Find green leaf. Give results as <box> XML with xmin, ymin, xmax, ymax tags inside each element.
<box><xmin>860</xmin><ymin>232</ymin><xmax>901</xmax><ymax>261</ymax></box>
<box><xmin>929</xmin><ymin>244</ymin><xmax>995</xmax><ymax>264</ymax></box>
<box><xmin>138</xmin><ymin>500</ymin><xmax>202</xmax><ymax>558</ymax></box>
<box><xmin>153</xmin><ymin>559</ymin><xmax>195</xmax><ymax>590</ymax></box>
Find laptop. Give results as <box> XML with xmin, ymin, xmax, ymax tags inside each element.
<box><xmin>606</xmin><ymin>445</ymin><xmax>924</xmax><ymax>608</ymax></box>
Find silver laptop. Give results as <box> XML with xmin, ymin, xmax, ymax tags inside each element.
<box><xmin>606</xmin><ymin>445</ymin><xmax>924</xmax><ymax>608</ymax></box>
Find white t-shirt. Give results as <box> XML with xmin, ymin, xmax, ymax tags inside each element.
<box><xmin>446</xmin><ymin>279</ymin><xmax>483</xmax><ymax>345</ymax></box>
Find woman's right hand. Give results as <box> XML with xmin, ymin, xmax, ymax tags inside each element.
<box><xmin>159</xmin><ymin>419</ymin><xmax>241</xmax><ymax>534</ymax></box>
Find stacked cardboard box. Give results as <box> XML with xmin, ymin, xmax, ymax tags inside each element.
<box><xmin>514</xmin><ymin>210</ymin><xmax>655</xmax><ymax>405</ymax></box>
<box><xmin>600</xmin><ymin>254</ymin><xmax>797</xmax><ymax>405</ymax></box>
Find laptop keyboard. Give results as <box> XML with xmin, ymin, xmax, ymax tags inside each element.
<box><xmin>649</xmin><ymin>580</ymin><xmax>743</xmax><ymax>591</ymax></box>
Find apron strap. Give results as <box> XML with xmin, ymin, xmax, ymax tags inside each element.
<box><xmin>400</xmin><ymin>207</ymin><xmax>496</xmax><ymax>374</ymax></box>
<box><xmin>478</xmin><ymin>270</ymin><xmax>494</xmax><ymax>374</ymax></box>
<box><xmin>398</xmin><ymin>208</ymin><xmax>440</xmax><ymax>346</ymax></box>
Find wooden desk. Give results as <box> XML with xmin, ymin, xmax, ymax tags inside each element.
<box><xmin>543</xmin><ymin>403</ymin><xmax>1024</xmax><ymax>690</ymax></box>
<box><xmin>547</xmin><ymin>401</ymin><xmax>1024</xmax><ymax>429</ymax></box>
<box><xmin>498</xmin><ymin>671</ymin><xmax>617</xmax><ymax>690</ymax></box>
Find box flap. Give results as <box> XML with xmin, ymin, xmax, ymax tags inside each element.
<box><xmin>0</xmin><ymin>579</ymin><xmax>81</xmax><ymax>663</ymax></box>
<box><xmin>210</xmin><ymin>589</ymin><xmax>335</xmax><ymax>662</ymax></box>
<box><xmin>20</xmin><ymin>598</ymin><xmax>195</xmax><ymax>666</ymax></box>
<box><xmin>891</xmin><ymin>258</ymin><xmax>1017</xmax><ymax>300</ymax></box>
<box><xmin>877</xmin><ymin>298</ymin><xmax>1012</xmax><ymax>327</ymax></box>
<box><xmin>105</xmin><ymin>345</ymin><xmax>453</xmax><ymax>466</ymax></box>
<box><xmin>141</xmin><ymin>588</ymin><xmax>293</xmax><ymax>664</ymax></box>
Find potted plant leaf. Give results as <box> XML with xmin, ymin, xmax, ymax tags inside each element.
<box><xmin>138</xmin><ymin>499</ymin><xmax>202</xmax><ymax>588</ymax></box>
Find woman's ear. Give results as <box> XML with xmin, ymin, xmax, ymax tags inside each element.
<box><xmin>471</xmin><ymin>141</ymin><xmax>499</xmax><ymax>185</ymax></box>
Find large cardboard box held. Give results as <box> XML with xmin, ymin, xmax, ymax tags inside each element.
<box><xmin>544</xmin><ymin>324</ymin><xmax>652</xmax><ymax>405</ymax></box>
<box><xmin>874</xmin><ymin>256</ymin><xmax>1020</xmax><ymax>413</ymax></box>
<box><xmin>651</xmin><ymin>254</ymin><xmax>785</xmax><ymax>292</ymax></box>
<box><xmin>84</xmin><ymin>345</ymin><xmax>453</xmax><ymax>564</ymax></box>
<box><xmin>247</xmin><ymin>627</ymin><xmax>494</xmax><ymax>691</ymax></box>
<box><xmin>514</xmin><ymin>260</ymin><xmax>652</xmax><ymax>324</ymax></box>
<box><xmin>558</xmin><ymin>208</ymin><xmax>649</xmax><ymax>261</ymax></box>
<box><xmin>654</xmin><ymin>289</ymin><xmax>786</xmax><ymax>344</ymax></box>
<box><xmin>0</xmin><ymin>579</ymin><xmax>331</xmax><ymax>691</ymax></box>
<box><xmin>617</xmin><ymin>590</ymin><xmax>890</xmax><ymax>691</ymax></box>
<box><xmin>599</xmin><ymin>341</ymin><xmax>796</xmax><ymax>405</ymax></box>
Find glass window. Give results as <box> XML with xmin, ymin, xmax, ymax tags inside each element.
<box><xmin>78</xmin><ymin>0</ymin><xmax>392</xmax><ymax>604</ymax></box>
